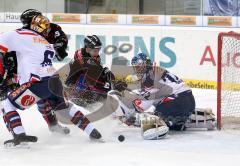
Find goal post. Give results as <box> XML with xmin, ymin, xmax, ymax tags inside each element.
<box><xmin>217</xmin><ymin>31</ymin><xmax>240</xmax><ymax>130</ymax></box>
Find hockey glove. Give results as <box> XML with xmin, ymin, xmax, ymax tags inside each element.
<box><xmin>55</xmin><ymin>48</ymin><xmax>68</xmax><ymax>61</ymax></box>
<box><xmin>113</xmin><ymin>80</ymin><xmax>128</xmax><ymax>92</ymax></box>
<box><xmin>101</xmin><ymin>67</ymin><xmax>115</xmax><ymax>82</ymax></box>
<box><xmin>54</xmin><ymin>37</ymin><xmax>68</xmax><ymax>61</ymax></box>
<box><xmin>3</xmin><ymin>52</ymin><xmax>17</xmax><ymax>76</ymax></box>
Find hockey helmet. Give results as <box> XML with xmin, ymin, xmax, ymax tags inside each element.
<box><xmin>84</xmin><ymin>35</ymin><xmax>102</xmax><ymax>49</ymax></box>
<box><xmin>20</xmin><ymin>9</ymin><xmax>42</xmax><ymax>28</ymax></box>
<box><xmin>131</xmin><ymin>53</ymin><xmax>152</xmax><ymax>77</ymax></box>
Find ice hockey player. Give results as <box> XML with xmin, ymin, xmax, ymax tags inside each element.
<box><xmin>114</xmin><ymin>52</ymin><xmax>216</xmax><ymax>140</ymax></box>
<box><xmin>63</xmin><ymin>35</ymin><xmax>126</xmax><ymax>105</ymax></box>
<box><xmin>0</xmin><ymin>9</ymin><xmax>70</xmax><ymax>135</ymax></box>
<box><xmin>20</xmin><ymin>9</ymin><xmax>69</xmax><ymax>134</ymax></box>
<box><xmin>0</xmin><ymin>15</ymin><xmax>102</xmax><ymax>147</ymax></box>
<box><xmin>20</xmin><ymin>9</ymin><xmax>68</xmax><ymax>61</ymax></box>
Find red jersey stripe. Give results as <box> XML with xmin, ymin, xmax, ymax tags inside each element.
<box><xmin>0</xmin><ymin>45</ymin><xmax>8</xmax><ymax>53</ymax></box>
<box><xmin>15</xmin><ymin>30</ymin><xmax>38</xmax><ymax>36</ymax></box>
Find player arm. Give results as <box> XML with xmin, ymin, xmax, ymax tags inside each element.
<box><xmin>51</xmin><ymin>23</ymin><xmax>68</xmax><ymax>61</ymax></box>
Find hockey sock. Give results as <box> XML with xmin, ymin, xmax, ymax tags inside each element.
<box><xmin>3</xmin><ymin>110</ymin><xmax>25</xmax><ymax>134</ymax></box>
<box><xmin>37</xmin><ymin>99</ymin><xmax>57</xmax><ymax>126</ymax></box>
<box><xmin>69</xmin><ymin>106</ymin><xmax>94</xmax><ymax>136</ymax></box>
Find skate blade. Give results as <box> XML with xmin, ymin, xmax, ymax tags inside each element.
<box><xmin>4</xmin><ymin>142</ymin><xmax>30</xmax><ymax>149</ymax></box>
<box><xmin>90</xmin><ymin>138</ymin><xmax>106</xmax><ymax>143</ymax></box>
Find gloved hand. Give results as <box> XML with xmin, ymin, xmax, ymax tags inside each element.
<box><xmin>3</xmin><ymin>52</ymin><xmax>17</xmax><ymax>75</ymax></box>
<box><xmin>54</xmin><ymin>37</ymin><xmax>68</xmax><ymax>61</ymax></box>
<box><xmin>101</xmin><ymin>67</ymin><xmax>115</xmax><ymax>82</ymax></box>
<box><xmin>113</xmin><ymin>80</ymin><xmax>127</xmax><ymax>92</ymax></box>
<box><xmin>54</xmin><ymin>36</ymin><xmax>68</xmax><ymax>49</ymax></box>
<box><xmin>55</xmin><ymin>48</ymin><xmax>68</xmax><ymax>61</ymax></box>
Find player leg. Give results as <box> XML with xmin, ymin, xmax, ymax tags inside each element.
<box><xmin>48</xmin><ymin>75</ymin><xmax>103</xmax><ymax>140</ymax></box>
<box><xmin>154</xmin><ymin>90</ymin><xmax>196</xmax><ymax>131</ymax></box>
<box><xmin>185</xmin><ymin>108</ymin><xmax>216</xmax><ymax>130</ymax></box>
<box><xmin>1</xmin><ymin>96</ymin><xmax>38</xmax><ymax>146</ymax></box>
<box><xmin>37</xmin><ymin>99</ymin><xmax>70</xmax><ymax>134</ymax></box>
<box><xmin>2</xmin><ymin>79</ymin><xmax>58</xmax><ymax>146</ymax></box>
<box><xmin>109</xmin><ymin>91</ymin><xmax>169</xmax><ymax>140</ymax></box>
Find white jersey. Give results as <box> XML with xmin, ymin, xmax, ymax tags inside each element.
<box><xmin>0</xmin><ymin>29</ymin><xmax>56</xmax><ymax>84</ymax></box>
<box><xmin>118</xmin><ymin>67</ymin><xmax>191</xmax><ymax>115</ymax></box>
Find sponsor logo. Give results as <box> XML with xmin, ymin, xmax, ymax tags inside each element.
<box><xmin>90</xmin><ymin>14</ymin><xmax>118</xmax><ymax>24</ymax></box>
<box><xmin>208</xmin><ymin>16</ymin><xmax>232</xmax><ymax>26</ymax></box>
<box><xmin>10</xmin><ymin>82</ymin><xmax>32</xmax><ymax>98</ymax></box>
<box><xmin>33</xmin><ymin>37</ymin><xmax>49</xmax><ymax>44</ymax></box>
<box><xmin>21</xmin><ymin>95</ymin><xmax>35</xmax><ymax>106</ymax></box>
<box><xmin>52</xmin><ymin>13</ymin><xmax>81</xmax><ymax>23</ymax></box>
<box><xmin>132</xmin><ymin>15</ymin><xmax>159</xmax><ymax>24</ymax></box>
<box><xmin>4</xmin><ymin>12</ymin><xmax>21</xmax><ymax>22</ymax></box>
<box><xmin>170</xmin><ymin>16</ymin><xmax>196</xmax><ymax>25</ymax></box>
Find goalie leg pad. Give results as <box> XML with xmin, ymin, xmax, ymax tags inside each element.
<box><xmin>140</xmin><ymin>114</ymin><xmax>169</xmax><ymax>140</ymax></box>
<box><xmin>185</xmin><ymin>108</ymin><xmax>216</xmax><ymax>130</ymax></box>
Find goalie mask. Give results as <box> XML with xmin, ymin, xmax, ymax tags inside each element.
<box><xmin>131</xmin><ymin>53</ymin><xmax>152</xmax><ymax>78</ymax></box>
<box><xmin>30</xmin><ymin>15</ymin><xmax>50</xmax><ymax>36</ymax></box>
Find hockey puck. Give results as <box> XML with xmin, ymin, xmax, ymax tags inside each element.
<box><xmin>118</xmin><ymin>135</ymin><xmax>125</xmax><ymax>142</ymax></box>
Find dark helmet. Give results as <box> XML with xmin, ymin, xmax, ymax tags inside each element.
<box><xmin>84</xmin><ymin>35</ymin><xmax>102</xmax><ymax>49</ymax></box>
<box><xmin>20</xmin><ymin>9</ymin><xmax>42</xmax><ymax>28</ymax></box>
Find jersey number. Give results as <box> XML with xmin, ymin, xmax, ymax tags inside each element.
<box><xmin>40</xmin><ymin>50</ymin><xmax>55</xmax><ymax>67</ymax></box>
<box><xmin>162</xmin><ymin>71</ymin><xmax>182</xmax><ymax>84</ymax></box>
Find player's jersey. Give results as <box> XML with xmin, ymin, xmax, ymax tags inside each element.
<box><xmin>141</xmin><ymin>67</ymin><xmax>190</xmax><ymax>97</ymax></box>
<box><xmin>0</xmin><ymin>29</ymin><xmax>56</xmax><ymax>84</ymax></box>
<box><xmin>119</xmin><ymin>67</ymin><xmax>191</xmax><ymax>114</ymax></box>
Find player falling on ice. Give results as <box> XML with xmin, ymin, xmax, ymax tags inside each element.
<box><xmin>113</xmin><ymin>53</ymin><xmax>216</xmax><ymax>140</ymax></box>
<box><xmin>0</xmin><ymin>15</ymin><xmax>102</xmax><ymax>147</ymax></box>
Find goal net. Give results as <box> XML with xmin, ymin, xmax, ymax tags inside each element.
<box><xmin>217</xmin><ymin>32</ymin><xmax>240</xmax><ymax>130</ymax></box>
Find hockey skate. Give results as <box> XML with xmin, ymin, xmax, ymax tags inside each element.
<box><xmin>4</xmin><ymin>133</ymin><xmax>38</xmax><ymax>148</ymax></box>
<box><xmin>89</xmin><ymin>129</ymin><xmax>105</xmax><ymax>143</ymax></box>
<box><xmin>49</xmin><ymin>123</ymin><xmax>70</xmax><ymax>135</ymax></box>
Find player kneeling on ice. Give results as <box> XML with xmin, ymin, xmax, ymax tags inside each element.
<box><xmin>54</xmin><ymin>35</ymin><xmax>127</xmax><ymax>127</ymax></box>
<box><xmin>0</xmin><ymin>15</ymin><xmax>102</xmax><ymax>147</ymax></box>
<box><xmin>54</xmin><ymin>34</ymin><xmax>127</xmax><ymax>106</ymax></box>
<box><xmin>113</xmin><ymin>53</ymin><xmax>216</xmax><ymax>140</ymax></box>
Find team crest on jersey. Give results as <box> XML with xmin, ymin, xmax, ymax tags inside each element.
<box><xmin>21</xmin><ymin>95</ymin><xmax>36</xmax><ymax>106</ymax></box>
<box><xmin>14</xmin><ymin>89</ymin><xmax>40</xmax><ymax>109</ymax></box>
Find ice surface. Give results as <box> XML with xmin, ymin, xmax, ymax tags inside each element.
<box><xmin>0</xmin><ymin>89</ymin><xmax>240</xmax><ymax>166</ymax></box>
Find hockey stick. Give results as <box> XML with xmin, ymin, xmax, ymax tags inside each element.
<box><xmin>124</xmin><ymin>87</ymin><xmax>151</xmax><ymax>100</ymax></box>
<box><xmin>0</xmin><ymin>69</ymin><xmax>8</xmax><ymax>102</ymax></box>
